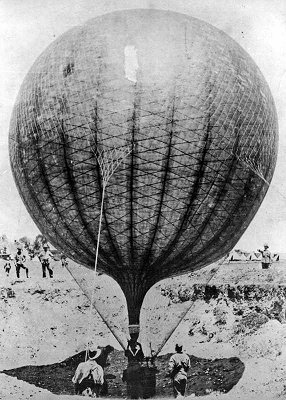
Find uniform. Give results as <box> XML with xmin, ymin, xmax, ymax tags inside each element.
<box><xmin>124</xmin><ymin>334</ymin><xmax>144</xmax><ymax>399</ymax></box>
<box><xmin>168</xmin><ymin>349</ymin><xmax>190</xmax><ymax>398</ymax></box>
<box><xmin>39</xmin><ymin>248</ymin><xmax>54</xmax><ymax>278</ymax></box>
<box><xmin>15</xmin><ymin>251</ymin><xmax>28</xmax><ymax>278</ymax></box>
<box><xmin>4</xmin><ymin>261</ymin><xmax>11</xmax><ymax>276</ymax></box>
<box><xmin>259</xmin><ymin>245</ymin><xmax>272</xmax><ymax>269</ymax></box>
<box><xmin>61</xmin><ymin>254</ymin><xmax>68</xmax><ymax>268</ymax></box>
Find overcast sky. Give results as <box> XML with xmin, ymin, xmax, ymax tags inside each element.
<box><xmin>0</xmin><ymin>0</ymin><xmax>286</xmax><ymax>252</ymax></box>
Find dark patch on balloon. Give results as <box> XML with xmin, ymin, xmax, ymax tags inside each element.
<box><xmin>63</xmin><ymin>63</ymin><xmax>74</xmax><ymax>77</ymax></box>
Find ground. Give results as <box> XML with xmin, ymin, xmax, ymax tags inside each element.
<box><xmin>1</xmin><ymin>257</ymin><xmax>286</xmax><ymax>399</ymax></box>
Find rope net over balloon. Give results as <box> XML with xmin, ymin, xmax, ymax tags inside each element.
<box><xmin>8</xmin><ymin>10</ymin><xmax>279</xmax><ymax>357</ymax></box>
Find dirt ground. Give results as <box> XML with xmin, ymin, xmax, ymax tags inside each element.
<box><xmin>1</xmin><ymin>258</ymin><xmax>286</xmax><ymax>399</ymax></box>
<box><xmin>2</xmin><ymin>350</ymin><xmax>244</xmax><ymax>398</ymax></box>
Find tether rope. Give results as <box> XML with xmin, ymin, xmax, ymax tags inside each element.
<box><xmin>64</xmin><ymin>262</ymin><xmax>126</xmax><ymax>350</ymax></box>
<box><xmin>84</xmin><ymin>144</ymin><xmax>132</xmax><ymax>360</ymax></box>
<box><xmin>155</xmin><ymin>254</ymin><xmax>228</xmax><ymax>356</ymax></box>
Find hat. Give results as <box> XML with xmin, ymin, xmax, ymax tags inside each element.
<box><xmin>264</xmin><ymin>243</ymin><xmax>269</xmax><ymax>248</ymax></box>
<box><xmin>88</xmin><ymin>346</ymin><xmax>102</xmax><ymax>360</ymax></box>
<box><xmin>43</xmin><ymin>243</ymin><xmax>49</xmax><ymax>248</ymax></box>
<box><xmin>175</xmin><ymin>343</ymin><xmax>183</xmax><ymax>351</ymax></box>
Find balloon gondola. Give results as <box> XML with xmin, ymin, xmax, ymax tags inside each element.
<box><xmin>9</xmin><ymin>9</ymin><xmax>278</xmax><ymax>343</ymax></box>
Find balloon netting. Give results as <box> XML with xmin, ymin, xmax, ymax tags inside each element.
<box><xmin>9</xmin><ymin>10</ymin><xmax>278</xmax><ymax>308</ymax></box>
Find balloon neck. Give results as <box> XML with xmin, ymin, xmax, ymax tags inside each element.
<box><xmin>127</xmin><ymin>302</ymin><xmax>142</xmax><ymax>327</ymax></box>
<box><xmin>125</xmin><ymin>289</ymin><xmax>146</xmax><ymax>335</ymax></box>
<box><xmin>128</xmin><ymin>324</ymin><xmax>140</xmax><ymax>336</ymax></box>
<box><xmin>119</xmin><ymin>279</ymin><xmax>153</xmax><ymax>335</ymax></box>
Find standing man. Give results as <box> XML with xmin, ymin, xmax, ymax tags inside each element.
<box><xmin>15</xmin><ymin>246</ymin><xmax>29</xmax><ymax>278</ymax></box>
<box><xmin>39</xmin><ymin>244</ymin><xmax>54</xmax><ymax>278</ymax></box>
<box><xmin>60</xmin><ymin>253</ymin><xmax>68</xmax><ymax>268</ymax></box>
<box><xmin>3</xmin><ymin>255</ymin><xmax>12</xmax><ymax>277</ymax></box>
<box><xmin>258</xmin><ymin>243</ymin><xmax>272</xmax><ymax>269</ymax></box>
<box><xmin>124</xmin><ymin>328</ymin><xmax>145</xmax><ymax>399</ymax></box>
<box><xmin>168</xmin><ymin>343</ymin><xmax>190</xmax><ymax>398</ymax></box>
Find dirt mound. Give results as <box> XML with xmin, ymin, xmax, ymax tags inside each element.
<box><xmin>1</xmin><ymin>260</ymin><xmax>286</xmax><ymax>399</ymax></box>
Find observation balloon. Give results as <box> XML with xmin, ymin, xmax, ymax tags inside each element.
<box><xmin>9</xmin><ymin>9</ymin><xmax>278</xmax><ymax>331</ymax></box>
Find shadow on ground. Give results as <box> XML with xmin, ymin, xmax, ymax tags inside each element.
<box><xmin>1</xmin><ymin>350</ymin><xmax>244</xmax><ymax>397</ymax></box>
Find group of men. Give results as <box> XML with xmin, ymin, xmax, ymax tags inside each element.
<box><xmin>73</xmin><ymin>334</ymin><xmax>190</xmax><ymax>399</ymax></box>
<box><xmin>3</xmin><ymin>243</ymin><xmax>57</xmax><ymax>279</ymax></box>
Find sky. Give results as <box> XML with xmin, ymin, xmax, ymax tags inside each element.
<box><xmin>0</xmin><ymin>0</ymin><xmax>286</xmax><ymax>251</ymax></box>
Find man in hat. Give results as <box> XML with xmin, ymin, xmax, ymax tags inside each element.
<box><xmin>39</xmin><ymin>244</ymin><xmax>54</xmax><ymax>278</ymax></box>
<box><xmin>123</xmin><ymin>326</ymin><xmax>145</xmax><ymax>399</ymax></box>
<box><xmin>72</xmin><ymin>346</ymin><xmax>104</xmax><ymax>397</ymax></box>
<box><xmin>258</xmin><ymin>243</ymin><xmax>272</xmax><ymax>269</ymax></box>
<box><xmin>168</xmin><ymin>343</ymin><xmax>190</xmax><ymax>398</ymax></box>
<box><xmin>14</xmin><ymin>246</ymin><xmax>29</xmax><ymax>278</ymax></box>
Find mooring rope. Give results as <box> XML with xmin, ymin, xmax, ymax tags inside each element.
<box><xmin>155</xmin><ymin>255</ymin><xmax>228</xmax><ymax>356</ymax></box>
<box><xmin>84</xmin><ymin>144</ymin><xmax>132</xmax><ymax>360</ymax></box>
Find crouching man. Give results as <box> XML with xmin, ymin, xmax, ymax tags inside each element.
<box><xmin>168</xmin><ymin>343</ymin><xmax>190</xmax><ymax>398</ymax></box>
<box><xmin>72</xmin><ymin>349</ymin><xmax>104</xmax><ymax>398</ymax></box>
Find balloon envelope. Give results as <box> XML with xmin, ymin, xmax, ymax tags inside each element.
<box><xmin>9</xmin><ymin>10</ymin><xmax>278</xmax><ymax>325</ymax></box>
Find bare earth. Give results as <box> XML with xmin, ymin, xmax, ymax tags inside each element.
<box><xmin>1</xmin><ymin>257</ymin><xmax>286</xmax><ymax>399</ymax></box>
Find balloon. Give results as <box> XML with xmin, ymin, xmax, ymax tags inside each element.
<box><xmin>9</xmin><ymin>10</ymin><xmax>278</xmax><ymax>329</ymax></box>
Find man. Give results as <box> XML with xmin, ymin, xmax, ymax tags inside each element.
<box><xmin>123</xmin><ymin>329</ymin><xmax>145</xmax><ymax>399</ymax></box>
<box><xmin>60</xmin><ymin>253</ymin><xmax>68</xmax><ymax>268</ymax></box>
<box><xmin>3</xmin><ymin>255</ymin><xmax>12</xmax><ymax>277</ymax></box>
<box><xmin>15</xmin><ymin>246</ymin><xmax>29</xmax><ymax>278</ymax></box>
<box><xmin>39</xmin><ymin>244</ymin><xmax>54</xmax><ymax>278</ymax></box>
<box><xmin>258</xmin><ymin>243</ymin><xmax>272</xmax><ymax>269</ymax></box>
<box><xmin>72</xmin><ymin>348</ymin><xmax>104</xmax><ymax>397</ymax></box>
<box><xmin>168</xmin><ymin>343</ymin><xmax>190</xmax><ymax>398</ymax></box>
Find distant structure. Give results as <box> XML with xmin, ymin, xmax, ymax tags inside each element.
<box><xmin>227</xmin><ymin>249</ymin><xmax>280</xmax><ymax>262</ymax></box>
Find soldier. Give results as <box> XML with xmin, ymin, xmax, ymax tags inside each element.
<box><xmin>15</xmin><ymin>246</ymin><xmax>29</xmax><ymax>278</ymax></box>
<box><xmin>60</xmin><ymin>253</ymin><xmax>68</xmax><ymax>268</ymax></box>
<box><xmin>3</xmin><ymin>255</ymin><xmax>12</xmax><ymax>277</ymax></box>
<box><xmin>258</xmin><ymin>243</ymin><xmax>272</xmax><ymax>269</ymax></box>
<box><xmin>168</xmin><ymin>343</ymin><xmax>190</xmax><ymax>398</ymax></box>
<box><xmin>123</xmin><ymin>327</ymin><xmax>145</xmax><ymax>399</ymax></box>
<box><xmin>39</xmin><ymin>244</ymin><xmax>54</xmax><ymax>278</ymax></box>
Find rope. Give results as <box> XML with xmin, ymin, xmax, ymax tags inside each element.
<box><xmin>233</xmin><ymin>152</ymin><xmax>286</xmax><ymax>210</ymax></box>
<box><xmin>84</xmin><ymin>144</ymin><xmax>132</xmax><ymax>360</ymax></box>
<box><xmin>64</xmin><ymin>262</ymin><xmax>126</xmax><ymax>350</ymax></box>
<box><xmin>155</xmin><ymin>255</ymin><xmax>228</xmax><ymax>356</ymax></box>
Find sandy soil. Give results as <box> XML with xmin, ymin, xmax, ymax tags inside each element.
<box><xmin>1</xmin><ymin>258</ymin><xmax>286</xmax><ymax>399</ymax></box>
